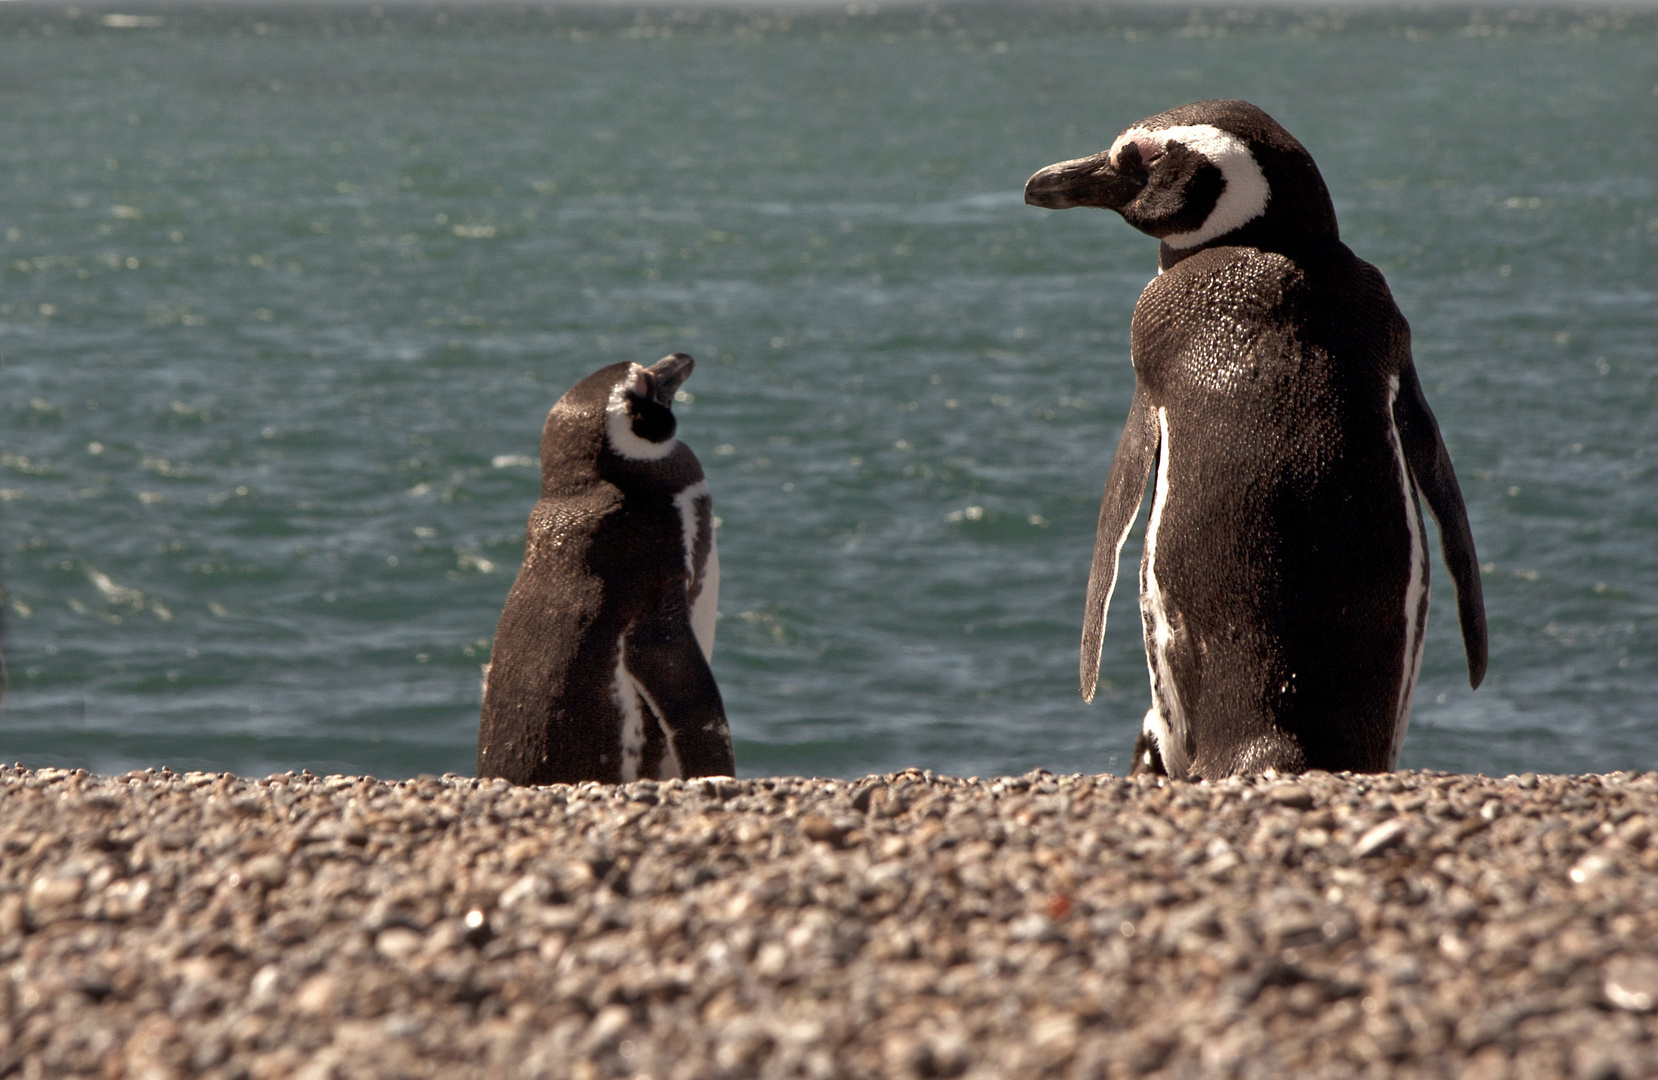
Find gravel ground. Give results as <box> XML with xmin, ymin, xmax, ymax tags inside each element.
<box><xmin>2</xmin><ymin>765</ymin><xmax>1657</xmax><ymax>1080</ymax></box>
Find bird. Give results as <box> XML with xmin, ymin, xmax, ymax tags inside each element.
<box><xmin>477</xmin><ymin>353</ymin><xmax>733</xmax><ymax>785</ymax></box>
<box><xmin>1025</xmin><ymin>99</ymin><xmax>1487</xmax><ymax>779</ymax></box>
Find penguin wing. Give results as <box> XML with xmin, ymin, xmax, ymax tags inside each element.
<box><xmin>1392</xmin><ymin>365</ymin><xmax>1489</xmax><ymax>688</ymax></box>
<box><xmin>1081</xmin><ymin>387</ymin><xmax>1161</xmax><ymax>702</ymax></box>
<box><xmin>624</xmin><ymin>597</ymin><xmax>736</xmax><ymax>778</ymax></box>
<box><xmin>477</xmin><ymin>493</ymin><xmax>617</xmax><ymax>782</ymax></box>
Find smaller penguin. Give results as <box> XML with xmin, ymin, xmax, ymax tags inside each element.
<box><xmin>478</xmin><ymin>353</ymin><xmax>733</xmax><ymax>785</ymax></box>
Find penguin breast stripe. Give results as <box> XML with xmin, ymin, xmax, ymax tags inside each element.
<box><xmin>605</xmin><ymin>381</ymin><xmax>678</xmax><ymax>461</ymax></box>
<box><xmin>635</xmin><ymin>680</ymin><xmax>684</xmax><ymax>781</ymax></box>
<box><xmin>1385</xmin><ymin>376</ymin><xmax>1430</xmax><ymax>768</ymax></box>
<box><xmin>674</xmin><ymin>479</ymin><xmax>712</xmax><ymax>588</ymax></box>
<box><xmin>1140</xmin><ymin>406</ymin><xmax>1191</xmax><ymax>779</ymax></box>
<box><xmin>612</xmin><ymin>634</ymin><xmax>646</xmax><ymax>782</ymax></box>
<box><xmin>1113</xmin><ymin>124</ymin><xmax>1270</xmax><ymax>250</ymax></box>
<box><xmin>674</xmin><ymin>479</ymin><xmax>719</xmax><ymax>662</ymax></box>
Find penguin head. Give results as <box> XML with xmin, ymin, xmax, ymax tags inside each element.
<box><xmin>540</xmin><ymin>354</ymin><xmax>700</xmax><ymax>493</ymax></box>
<box><xmin>1024</xmin><ymin>100</ymin><xmax>1337</xmax><ymax>260</ymax></box>
<box><xmin>602</xmin><ymin>352</ymin><xmax>695</xmax><ymax>462</ymax></box>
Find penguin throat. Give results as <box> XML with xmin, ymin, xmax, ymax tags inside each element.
<box><xmin>1144</xmin><ymin>125</ymin><xmax>1271</xmax><ymax>251</ymax></box>
<box><xmin>605</xmin><ymin>385</ymin><xmax>678</xmax><ymax>461</ymax></box>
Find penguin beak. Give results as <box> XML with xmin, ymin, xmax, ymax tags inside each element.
<box><xmin>643</xmin><ymin>352</ymin><xmax>695</xmax><ymax>407</ymax></box>
<box><xmin>1024</xmin><ymin>150</ymin><xmax>1147</xmax><ymax>211</ymax></box>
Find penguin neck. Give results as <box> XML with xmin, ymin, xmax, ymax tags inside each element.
<box><xmin>1157</xmin><ymin>166</ymin><xmax>1340</xmax><ymax>271</ymax></box>
<box><xmin>538</xmin><ymin>407</ymin><xmax>605</xmax><ymax>498</ymax></box>
<box><xmin>1158</xmin><ymin>219</ymin><xmax>1342</xmax><ymax>273</ymax></box>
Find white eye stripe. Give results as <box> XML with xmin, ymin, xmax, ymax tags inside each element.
<box><xmin>1109</xmin><ymin>128</ymin><xmax>1163</xmax><ymax>166</ymax></box>
<box><xmin>1111</xmin><ymin>123</ymin><xmax>1271</xmax><ymax>250</ymax></box>
<box><xmin>605</xmin><ymin>374</ymin><xmax>677</xmax><ymax>461</ymax></box>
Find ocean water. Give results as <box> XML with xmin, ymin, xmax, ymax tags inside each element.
<box><xmin>2</xmin><ymin>3</ymin><xmax>1655</xmax><ymax>781</ymax></box>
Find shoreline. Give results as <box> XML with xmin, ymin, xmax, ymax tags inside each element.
<box><xmin>3</xmin><ymin>765</ymin><xmax>1656</xmax><ymax>1078</ymax></box>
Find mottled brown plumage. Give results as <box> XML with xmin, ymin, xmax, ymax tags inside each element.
<box><xmin>478</xmin><ymin>354</ymin><xmax>731</xmax><ymax>785</ymax></box>
<box><xmin>1027</xmin><ymin>101</ymin><xmax>1486</xmax><ymax>779</ymax></box>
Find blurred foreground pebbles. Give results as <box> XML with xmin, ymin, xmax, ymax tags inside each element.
<box><xmin>2</xmin><ymin>765</ymin><xmax>1657</xmax><ymax>1079</ymax></box>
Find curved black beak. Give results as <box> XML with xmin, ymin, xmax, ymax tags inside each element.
<box><xmin>643</xmin><ymin>352</ymin><xmax>695</xmax><ymax>406</ymax></box>
<box><xmin>1024</xmin><ymin>150</ymin><xmax>1147</xmax><ymax>211</ymax></box>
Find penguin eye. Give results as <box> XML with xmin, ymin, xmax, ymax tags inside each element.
<box><xmin>1117</xmin><ymin>141</ymin><xmax>1164</xmax><ymax>173</ymax></box>
<box><xmin>628</xmin><ymin>397</ymin><xmax>677</xmax><ymax>445</ymax></box>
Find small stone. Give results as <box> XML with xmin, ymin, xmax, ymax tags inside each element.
<box><xmin>925</xmin><ymin>1033</ymin><xmax>971</xmax><ymax>1078</ymax></box>
<box><xmin>376</xmin><ymin>927</ymin><xmax>423</xmax><ymax>961</ymax></box>
<box><xmin>26</xmin><ymin>873</ymin><xmax>84</xmax><ymax>922</ymax></box>
<box><xmin>306</xmin><ymin>818</ymin><xmax>368</xmax><ymax>845</ymax></box>
<box><xmin>1267</xmin><ymin>784</ymin><xmax>1314</xmax><ymax>809</ymax></box>
<box><xmin>1032</xmin><ymin>1013</ymin><xmax>1079</xmax><ymax>1051</ymax></box>
<box><xmin>1353</xmin><ymin>818</ymin><xmax>1409</xmax><ymax>857</ymax></box>
<box><xmin>1569</xmin><ymin>852</ymin><xmax>1618</xmax><ymax>884</ymax></box>
<box><xmin>243</xmin><ymin>854</ymin><xmax>287</xmax><ymax>888</ymax></box>
<box><xmin>1615</xmin><ymin>816</ymin><xmax>1650</xmax><ymax>848</ymax></box>
<box><xmin>499</xmin><ymin>873</ymin><xmax>541</xmax><ymax>909</ymax></box>
<box><xmin>1009</xmin><ymin>913</ymin><xmax>1060</xmax><ymax>942</ymax></box>
<box><xmin>1604</xmin><ymin>956</ymin><xmax>1658</xmax><ymax>1013</ymax></box>
<box><xmin>583</xmin><ymin>1004</ymin><xmax>632</xmax><ymax>1052</ymax></box>
<box><xmin>1439</xmin><ymin>933</ymin><xmax>1472</xmax><ymax>962</ymax></box>
<box><xmin>463</xmin><ymin>908</ymin><xmax>492</xmax><ymax>946</ymax></box>
<box><xmin>29</xmin><ymin>874</ymin><xmax>84</xmax><ymax>905</ymax></box>
<box><xmin>799</xmin><ymin>814</ymin><xmax>853</xmax><ymax>846</ymax></box>
<box><xmin>869</xmin><ymin>786</ymin><xmax>907</xmax><ymax>818</ymax></box>
<box><xmin>882</xmin><ymin>1032</ymin><xmax>926</xmax><ymax>1076</ymax></box>
<box><xmin>124</xmin><ymin>1014</ymin><xmax>184</xmax><ymax>1080</ymax></box>
<box><xmin>698</xmin><ymin>777</ymin><xmax>740</xmax><ymax>800</ymax></box>
<box><xmin>293</xmin><ymin>973</ymin><xmax>337</xmax><ymax>1015</ymax></box>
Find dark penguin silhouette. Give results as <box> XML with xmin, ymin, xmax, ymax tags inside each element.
<box><xmin>1025</xmin><ymin>100</ymin><xmax>1487</xmax><ymax>779</ymax></box>
<box><xmin>478</xmin><ymin>353</ymin><xmax>732</xmax><ymax>785</ymax></box>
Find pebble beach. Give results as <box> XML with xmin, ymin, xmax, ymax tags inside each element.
<box><xmin>3</xmin><ymin>765</ymin><xmax>1657</xmax><ymax>1079</ymax></box>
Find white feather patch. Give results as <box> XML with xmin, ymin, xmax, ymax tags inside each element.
<box><xmin>690</xmin><ymin>543</ymin><xmax>719</xmax><ymax>663</ymax></box>
<box><xmin>632</xmin><ymin>681</ymin><xmax>683</xmax><ymax>781</ymax></box>
<box><xmin>612</xmin><ymin>634</ymin><xmax>645</xmax><ymax>782</ymax></box>
<box><xmin>1113</xmin><ymin>123</ymin><xmax>1271</xmax><ymax>250</ymax></box>
<box><xmin>605</xmin><ymin>367</ymin><xmax>678</xmax><ymax>462</ymax></box>
<box><xmin>1140</xmin><ymin>407</ymin><xmax>1191</xmax><ymax>780</ymax></box>
<box><xmin>1139</xmin><ymin>707</ymin><xmax>1171</xmax><ymax>772</ymax></box>
<box><xmin>674</xmin><ymin>480</ymin><xmax>719</xmax><ymax>662</ymax></box>
<box><xmin>1386</xmin><ymin>376</ymin><xmax>1430</xmax><ymax>768</ymax></box>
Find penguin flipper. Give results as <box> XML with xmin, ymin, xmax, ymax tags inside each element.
<box><xmin>624</xmin><ymin>604</ymin><xmax>736</xmax><ymax>778</ymax></box>
<box><xmin>1392</xmin><ymin>365</ymin><xmax>1489</xmax><ymax>689</ymax></box>
<box><xmin>1081</xmin><ymin>389</ymin><xmax>1161</xmax><ymax>702</ymax></box>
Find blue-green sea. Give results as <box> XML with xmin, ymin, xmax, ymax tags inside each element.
<box><xmin>2</xmin><ymin>3</ymin><xmax>1655</xmax><ymax>780</ymax></box>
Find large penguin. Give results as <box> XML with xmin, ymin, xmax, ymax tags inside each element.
<box><xmin>478</xmin><ymin>353</ymin><xmax>733</xmax><ymax>785</ymax></box>
<box><xmin>1025</xmin><ymin>100</ymin><xmax>1487</xmax><ymax>779</ymax></box>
